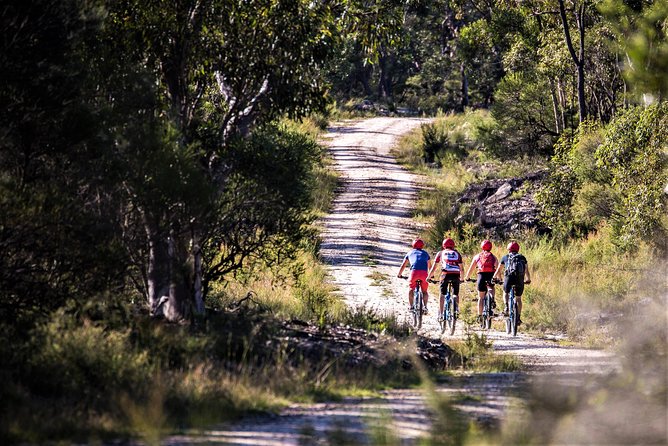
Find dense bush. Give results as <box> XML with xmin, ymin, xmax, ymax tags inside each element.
<box><xmin>538</xmin><ymin>104</ymin><xmax>668</xmax><ymax>250</ymax></box>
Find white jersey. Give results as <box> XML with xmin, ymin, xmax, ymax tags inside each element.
<box><xmin>436</xmin><ymin>249</ymin><xmax>462</xmax><ymax>274</ymax></box>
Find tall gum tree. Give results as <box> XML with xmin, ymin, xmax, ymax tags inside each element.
<box><xmin>558</xmin><ymin>0</ymin><xmax>589</xmax><ymax>122</ymax></box>
<box><xmin>108</xmin><ymin>0</ymin><xmax>338</xmax><ymax>320</ymax></box>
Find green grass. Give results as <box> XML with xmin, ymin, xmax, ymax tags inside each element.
<box><xmin>367</xmin><ymin>270</ymin><xmax>387</xmax><ymax>287</ymax></box>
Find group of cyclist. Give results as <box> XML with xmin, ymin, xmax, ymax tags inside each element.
<box><xmin>397</xmin><ymin>237</ymin><xmax>531</xmax><ymax>325</ymax></box>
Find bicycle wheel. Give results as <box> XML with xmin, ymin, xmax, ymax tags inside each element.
<box><xmin>506</xmin><ymin>293</ymin><xmax>513</xmax><ymax>334</ymax></box>
<box><xmin>447</xmin><ymin>298</ymin><xmax>456</xmax><ymax>335</ymax></box>
<box><xmin>440</xmin><ymin>292</ymin><xmax>449</xmax><ymax>334</ymax></box>
<box><xmin>416</xmin><ymin>289</ymin><xmax>423</xmax><ymax>330</ymax></box>
<box><xmin>411</xmin><ymin>293</ymin><xmax>419</xmax><ymax>329</ymax></box>
<box><xmin>511</xmin><ymin>301</ymin><xmax>519</xmax><ymax>336</ymax></box>
<box><xmin>440</xmin><ymin>301</ymin><xmax>447</xmax><ymax>334</ymax></box>
<box><xmin>483</xmin><ymin>292</ymin><xmax>493</xmax><ymax>330</ymax></box>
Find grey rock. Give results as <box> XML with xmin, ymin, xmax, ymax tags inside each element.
<box><xmin>453</xmin><ymin>171</ymin><xmax>549</xmax><ymax>237</ymax></box>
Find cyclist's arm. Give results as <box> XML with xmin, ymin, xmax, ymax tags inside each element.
<box><xmin>464</xmin><ymin>259</ymin><xmax>476</xmax><ymax>280</ymax></box>
<box><xmin>397</xmin><ymin>258</ymin><xmax>409</xmax><ymax>278</ymax></box>
<box><xmin>524</xmin><ymin>265</ymin><xmax>531</xmax><ymax>283</ymax></box>
<box><xmin>427</xmin><ymin>261</ymin><xmax>438</xmax><ymax>279</ymax></box>
<box><xmin>493</xmin><ymin>263</ymin><xmax>503</xmax><ymax>281</ymax></box>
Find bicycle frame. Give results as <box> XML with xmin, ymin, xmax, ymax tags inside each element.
<box><xmin>506</xmin><ymin>285</ymin><xmax>518</xmax><ymax>336</ymax></box>
<box><xmin>412</xmin><ymin>279</ymin><xmax>424</xmax><ymax>330</ymax></box>
<box><xmin>441</xmin><ymin>280</ymin><xmax>457</xmax><ymax>335</ymax></box>
<box><xmin>481</xmin><ymin>281</ymin><xmax>494</xmax><ymax>330</ymax></box>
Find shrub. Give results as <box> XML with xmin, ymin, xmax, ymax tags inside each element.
<box><xmin>28</xmin><ymin>311</ymin><xmax>152</xmax><ymax>404</ymax></box>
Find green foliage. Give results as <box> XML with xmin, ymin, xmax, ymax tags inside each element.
<box><xmin>421</xmin><ymin>119</ymin><xmax>471</xmax><ymax>164</ymax></box>
<box><xmin>596</xmin><ymin>102</ymin><xmax>668</xmax><ymax>248</ymax></box>
<box><xmin>447</xmin><ymin>331</ymin><xmax>522</xmax><ymax>373</ymax></box>
<box><xmin>601</xmin><ymin>0</ymin><xmax>668</xmax><ymax>98</ymax></box>
<box><xmin>28</xmin><ymin>311</ymin><xmax>152</xmax><ymax>405</ymax></box>
<box><xmin>0</xmin><ymin>0</ymin><xmax>129</xmax><ymax>325</ymax></box>
<box><xmin>202</xmin><ymin>124</ymin><xmax>322</xmax><ymax>289</ymax></box>
<box><xmin>539</xmin><ymin>104</ymin><xmax>667</xmax><ymax>249</ymax></box>
<box><xmin>480</xmin><ymin>72</ymin><xmax>559</xmax><ymax>157</ymax></box>
<box><xmin>536</xmin><ymin>121</ymin><xmax>605</xmax><ymax>234</ymax></box>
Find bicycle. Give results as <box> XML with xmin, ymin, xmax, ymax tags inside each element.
<box><xmin>505</xmin><ymin>281</ymin><xmax>529</xmax><ymax>336</ymax></box>
<box><xmin>400</xmin><ymin>276</ymin><xmax>433</xmax><ymax>330</ymax></box>
<box><xmin>468</xmin><ymin>278</ymin><xmax>496</xmax><ymax>330</ymax></box>
<box><xmin>413</xmin><ymin>279</ymin><xmax>424</xmax><ymax>329</ymax></box>
<box><xmin>439</xmin><ymin>279</ymin><xmax>459</xmax><ymax>336</ymax></box>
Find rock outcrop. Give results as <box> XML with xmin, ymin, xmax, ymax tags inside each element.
<box><xmin>453</xmin><ymin>171</ymin><xmax>549</xmax><ymax>237</ymax></box>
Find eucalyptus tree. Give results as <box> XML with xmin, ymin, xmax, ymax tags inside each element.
<box><xmin>103</xmin><ymin>0</ymin><xmax>340</xmax><ymax>320</ymax></box>
<box><xmin>557</xmin><ymin>0</ymin><xmax>591</xmax><ymax>122</ymax></box>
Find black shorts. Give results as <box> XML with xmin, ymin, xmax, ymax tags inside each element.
<box><xmin>503</xmin><ymin>275</ymin><xmax>524</xmax><ymax>296</ymax></box>
<box><xmin>477</xmin><ymin>272</ymin><xmax>495</xmax><ymax>292</ymax></box>
<box><xmin>440</xmin><ymin>274</ymin><xmax>460</xmax><ymax>296</ymax></box>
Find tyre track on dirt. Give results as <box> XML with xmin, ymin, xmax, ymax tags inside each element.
<box><xmin>318</xmin><ymin>117</ymin><xmax>433</xmax><ymax>329</ymax></box>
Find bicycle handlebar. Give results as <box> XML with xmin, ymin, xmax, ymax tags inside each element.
<box><xmin>398</xmin><ymin>275</ymin><xmax>438</xmax><ymax>284</ymax></box>
<box><xmin>464</xmin><ymin>277</ymin><xmax>531</xmax><ymax>285</ymax></box>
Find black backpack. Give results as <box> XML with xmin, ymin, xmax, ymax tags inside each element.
<box><xmin>505</xmin><ymin>253</ymin><xmax>527</xmax><ymax>278</ymax></box>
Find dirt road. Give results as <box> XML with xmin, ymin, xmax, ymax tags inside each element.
<box><xmin>318</xmin><ymin>117</ymin><xmax>437</xmax><ymax>331</ymax></box>
<box><xmin>164</xmin><ymin>117</ymin><xmax>618</xmax><ymax>445</ymax></box>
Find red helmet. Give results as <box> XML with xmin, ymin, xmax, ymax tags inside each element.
<box><xmin>508</xmin><ymin>241</ymin><xmax>520</xmax><ymax>252</ymax></box>
<box><xmin>480</xmin><ymin>239</ymin><xmax>493</xmax><ymax>251</ymax></box>
<box><xmin>442</xmin><ymin>238</ymin><xmax>455</xmax><ymax>249</ymax></box>
<box><xmin>412</xmin><ymin>238</ymin><xmax>425</xmax><ymax>249</ymax></box>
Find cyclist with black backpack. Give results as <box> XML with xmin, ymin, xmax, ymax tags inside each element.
<box><xmin>494</xmin><ymin>241</ymin><xmax>531</xmax><ymax>325</ymax></box>
<box><xmin>464</xmin><ymin>240</ymin><xmax>499</xmax><ymax>322</ymax></box>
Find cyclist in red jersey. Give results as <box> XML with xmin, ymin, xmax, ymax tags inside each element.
<box><xmin>397</xmin><ymin>238</ymin><xmax>432</xmax><ymax>314</ymax></box>
<box><xmin>428</xmin><ymin>237</ymin><xmax>463</xmax><ymax>320</ymax></box>
<box><xmin>464</xmin><ymin>239</ymin><xmax>498</xmax><ymax>321</ymax></box>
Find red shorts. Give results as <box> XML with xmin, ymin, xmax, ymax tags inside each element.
<box><xmin>409</xmin><ymin>270</ymin><xmax>429</xmax><ymax>291</ymax></box>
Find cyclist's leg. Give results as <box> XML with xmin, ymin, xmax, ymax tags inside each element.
<box><xmin>476</xmin><ymin>273</ymin><xmax>492</xmax><ymax>317</ymax></box>
<box><xmin>502</xmin><ymin>277</ymin><xmax>512</xmax><ymax>314</ymax></box>
<box><xmin>411</xmin><ymin>270</ymin><xmax>429</xmax><ymax>311</ymax></box>
<box><xmin>476</xmin><ymin>273</ymin><xmax>486</xmax><ymax>316</ymax></box>
<box><xmin>439</xmin><ymin>279</ymin><xmax>447</xmax><ymax>316</ymax></box>
<box><xmin>451</xmin><ymin>278</ymin><xmax>460</xmax><ymax>314</ymax></box>
<box><xmin>408</xmin><ymin>271</ymin><xmax>421</xmax><ymax>309</ymax></box>
<box><xmin>439</xmin><ymin>294</ymin><xmax>445</xmax><ymax>317</ymax></box>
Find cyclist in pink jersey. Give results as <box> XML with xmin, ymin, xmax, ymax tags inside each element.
<box><xmin>397</xmin><ymin>238</ymin><xmax>432</xmax><ymax>314</ymax></box>
<box><xmin>464</xmin><ymin>239</ymin><xmax>498</xmax><ymax>321</ymax></box>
